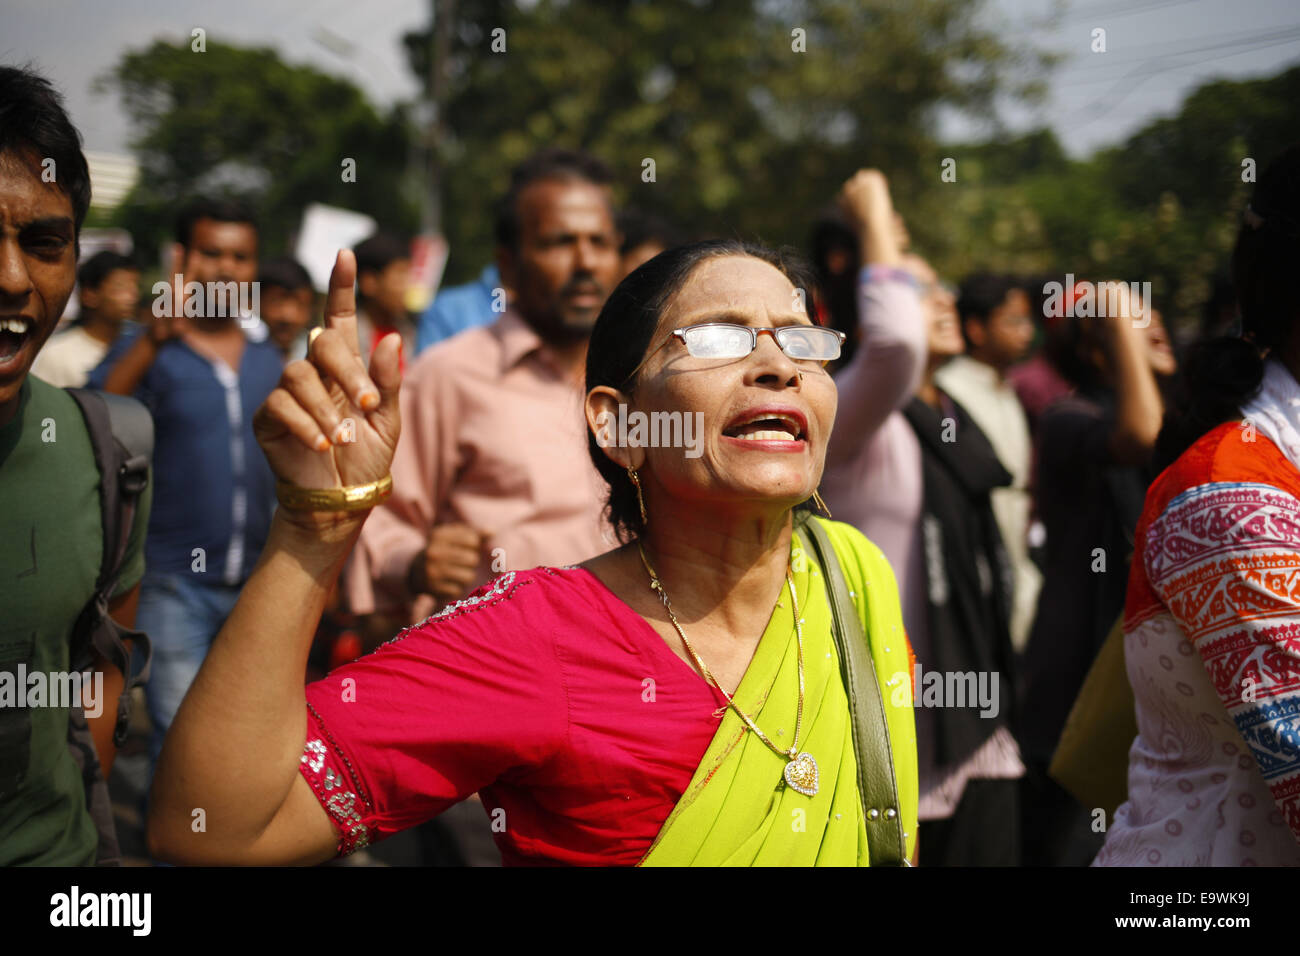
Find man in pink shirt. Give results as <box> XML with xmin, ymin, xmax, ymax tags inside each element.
<box><xmin>345</xmin><ymin>149</ymin><xmax>622</xmax><ymax>629</ymax></box>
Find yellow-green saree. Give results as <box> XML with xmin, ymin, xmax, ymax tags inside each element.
<box><xmin>641</xmin><ymin>517</ymin><xmax>918</xmax><ymax>866</ymax></box>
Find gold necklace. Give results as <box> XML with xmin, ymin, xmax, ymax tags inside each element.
<box><xmin>636</xmin><ymin>543</ymin><xmax>819</xmax><ymax>797</ymax></box>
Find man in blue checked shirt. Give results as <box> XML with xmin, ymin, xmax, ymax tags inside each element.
<box><xmin>91</xmin><ymin>198</ymin><xmax>282</xmax><ymax>780</ymax></box>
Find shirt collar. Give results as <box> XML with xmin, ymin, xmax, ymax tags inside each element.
<box><xmin>492</xmin><ymin>309</ymin><xmax>546</xmax><ymax>372</ymax></box>
<box><xmin>1242</xmin><ymin>357</ymin><xmax>1300</xmax><ymax>474</ymax></box>
<box><xmin>953</xmin><ymin>354</ymin><xmax>1005</xmax><ymax>389</ymax></box>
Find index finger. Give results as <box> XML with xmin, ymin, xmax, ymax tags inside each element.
<box><xmin>324</xmin><ymin>249</ymin><xmax>361</xmax><ymax>358</ymax></box>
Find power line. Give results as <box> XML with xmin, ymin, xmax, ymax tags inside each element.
<box><xmin>1054</xmin><ymin>0</ymin><xmax>1229</xmax><ymax>24</ymax></box>
<box><xmin>1057</xmin><ymin>27</ymin><xmax>1300</xmax><ymax>123</ymax></box>
<box><xmin>1048</xmin><ymin>22</ymin><xmax>1300</xmax><ymax>77</ymax></box>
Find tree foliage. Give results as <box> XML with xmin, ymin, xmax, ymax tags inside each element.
<box><xmin>101</xmin><ymin>39</ymin><xmax>420</xmax><ymax>263</ymax></box>
<box><xmin>404</xmin><ymin>0</ymin><xmax>1049</xmax><ymax>282</ymax></box>
<box><xmin>935</xmin><ymin>66</ymin><xmax>1300</xmax><ymax>331</ymax></box>
<box><xmin>99</xmin><ymin>4</ymin><xmax>1291</xmax><ymax>335</ymax></box>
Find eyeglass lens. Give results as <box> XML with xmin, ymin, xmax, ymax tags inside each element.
<box><xmin>680</xmin><ymin>325</ymin><xmax>841</xmax><ymax>361</ymax></box>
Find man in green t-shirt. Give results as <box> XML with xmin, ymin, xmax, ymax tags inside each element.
<box><xmin>0</xmin><ymin>66</ymin><xmax>151</xmax><ymax>865</ymax></box>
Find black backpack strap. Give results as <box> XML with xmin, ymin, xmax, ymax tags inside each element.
<box><xmin>66</xmin><ymin>705</ymin><xmax>123</xmax><ymax>866</ymax></box>
<box><xmin>66</xmin><ymin>388</ymin><xmax>153</xmax><ymax>747</ymax></box>
<box><xmin>796</xmin><ymin>512</ymin><xmax>907</xmax><ymax>866</ymax></box>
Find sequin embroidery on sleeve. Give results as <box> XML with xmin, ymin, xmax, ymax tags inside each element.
<box><xmin>299</xmin><ymin>713</ymin><xmax>375</xmax><ymax>856</ymax></box>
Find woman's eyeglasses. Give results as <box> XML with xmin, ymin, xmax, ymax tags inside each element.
<box><xmin>622</xmin><ymin>322</ymin><xmax>846</xmax><ymax>385</ymax></box>
<box><xmin>672</xmin><ymin>323</ymin><xmax>846</xmax><ymax>362</ymax></box>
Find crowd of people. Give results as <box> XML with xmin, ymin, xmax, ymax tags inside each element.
<box><xmin>2</xmin><ymin>61</ymin><xmax>1298</xmax><ymax>868</ymax></box>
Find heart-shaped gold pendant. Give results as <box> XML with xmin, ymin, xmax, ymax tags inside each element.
<box><xmin>783</xmin><ymin>751</ymin><xmax>819</xmax><ymax>796</ymax></box>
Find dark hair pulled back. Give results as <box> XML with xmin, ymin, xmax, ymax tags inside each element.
<box><xmin>1153</xmin><ymin>145</ymin><xmax>1300</xmax><ymax>473</ymax></box>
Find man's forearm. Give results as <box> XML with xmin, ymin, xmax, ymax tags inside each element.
<box><xmin>87</xmin><ymin>646</ymin><xmax>127</xmax><ymax>778</ymax></box>
<box><xmin>102</xmin><ymin>335</ymin><xmax>160</xmax><ymax>396</ymax></box>
<box><xmin>89</xmin><ymin>587</ymin><xmax>141</xmax><ymax>777</ymax></box>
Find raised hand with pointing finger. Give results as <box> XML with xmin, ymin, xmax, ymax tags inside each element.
<box><xmin>253</xmin><ymin>249</ymin><xmax>402</xmax><ymax>531</ymax></box>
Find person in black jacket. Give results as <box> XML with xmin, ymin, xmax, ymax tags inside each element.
<box><xmin>901</xmin><ymin>253</ymin><xmax>1024</xmax><ymax>866</ymax></box>
<box><xmin>1017</xmin><ymin>282</ymin><xmax>1174</xmax><ymax>866</ymax></box>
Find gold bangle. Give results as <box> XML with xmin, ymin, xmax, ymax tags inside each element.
<box><xmin>276</xmin><ymin>475</ymin><xmax>393</xmax><ymax>512</ymax></box>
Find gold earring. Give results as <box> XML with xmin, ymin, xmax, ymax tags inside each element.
<box><xmin>628</xmin><ymin>467</ymin><xmax>648</xmax><ymax>526</ymax></box>
<box><xmin>812</xmin><ymin>489</ymin><xmax>832</xmax><ymax>519</ymax></box>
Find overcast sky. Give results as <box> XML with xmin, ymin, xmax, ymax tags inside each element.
<box><xmin>3</xmin><ymin>0</ymin><xmax>1298</xmax><ymax>160</ymax></box>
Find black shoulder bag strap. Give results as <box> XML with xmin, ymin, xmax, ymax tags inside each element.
<box><xmin>797</xmin><ymin>513</ymin><xmax>907</xmax><ymax>866</ymax></box>
<box><xmin>66</xmin><ymin>388</ymin><xmax>154</xmax><ymax>866</ymax></box>
<box><xmin>67</xmin><ymin>388</ymin><xmax>153</xmax><ymax>742</ymax></box>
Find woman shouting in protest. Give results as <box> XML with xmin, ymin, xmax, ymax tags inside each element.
<box><xmin>148</xmin><ymin>236</ymin><xmax>919</xmax><ymax>866</ymax></box>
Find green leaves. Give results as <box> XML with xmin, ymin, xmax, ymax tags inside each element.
<box><xmin>934</xmin><ymin>67</ymin><xmax>1300</xmax><ymax>326</ymax></box>
<box><xmin>102</xmin><ymin>39</ymin><xmax>419</xmax><ymax>263</ymax></box>
<box><xmin>404</xmin><ymin>0</ymin><xmax>1041</xmax><ymax>282</ymax></box>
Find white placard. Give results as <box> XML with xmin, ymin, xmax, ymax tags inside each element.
<box><xmin>294</xmin><ymin>203</ymin><xmax>378</xmax><ymax>292</ymax></box>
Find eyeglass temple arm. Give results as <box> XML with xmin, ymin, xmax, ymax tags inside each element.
<box><xmin>619</xmin><ymin>331</ymin><xmax>681</xmax><ymax>388</ymax></box>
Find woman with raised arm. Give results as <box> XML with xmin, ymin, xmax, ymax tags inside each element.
<box><xmin>147</xmin><ymin>238</ymin><xmax>918</xmax><ymax>866</ymax></box>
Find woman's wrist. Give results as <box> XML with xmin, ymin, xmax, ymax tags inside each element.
<box><xmin>276</xmin><ymin>474</ymin><xmax>393</xmax><ymax>513</ymax></box>
<box><xmin>272</xmin><ymin>506</ymin><xmax>368</xmax><ymax>553</ymax></box>
<box><xmin>263</xmin><ymin>515</ymin><xmax>362</xmax><ymax>600</ymax></box>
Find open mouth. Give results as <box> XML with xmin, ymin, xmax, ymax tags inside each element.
<box><xmin>0</xmin><ymin>316</ymin><xmax>34</xmax><ymax>370</ymax></box>
<box><xmin>722</xmin><ymin>410</ymin><xmax>807</xmax><ymax>443</ymax></box>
